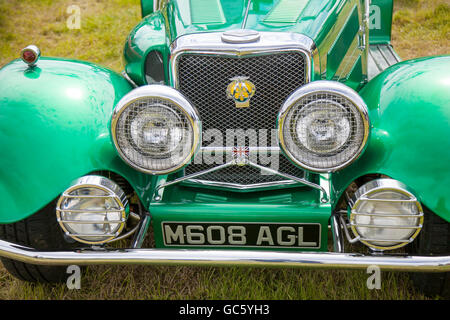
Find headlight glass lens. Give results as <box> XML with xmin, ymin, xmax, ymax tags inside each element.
<box><xmin>112</xmin><ymin>87</ymin><xmax>200</xmax><ymax>175</ymax></box>
<box><xmin>128</xmin><ymin>103</ymin><xmax>185</xmax><ymax>156</ymax></box>
<box><xmin>295</xmin><ymin>99</ymin><xmax>351</xmax><ymax>154</ymax></box>
<box><xmin>350</xmin><ymin>179</ymin><xmax>423</xmax><ymax>250</ymax></box>
<box><xmin>279</xmin><ymin>83</ymin><xmax>369</xmax><ymax>172</ymax></box>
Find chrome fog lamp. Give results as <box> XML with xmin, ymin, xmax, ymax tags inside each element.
<box><xmin>349</xmin><ymin>179</ymin><xmax>424</xmax><ymax>251</ymax></box>
<box><xmin>111</xmin><ymin>85</ymin><xmax>201</xmax><ymax>175</ymax></box>
<box><xmin>56</xmin><ymin>176</ymin><xmax>129</xmax><ymax>245</ymax></box>
<box><xmin>278</xmin><ymin>81</ymin><xmax>370</xmax><ymax>172</ymax></box>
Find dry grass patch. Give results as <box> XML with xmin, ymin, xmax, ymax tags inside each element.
<box><xmin>0</xmin><ymin>0</ymin><xmax>140</xmax><ymax>70</ymax></box>
<box><xmin>392</xmin><ymin>0</ymin><xmax>450</xmax><ymax>58</ymax></box>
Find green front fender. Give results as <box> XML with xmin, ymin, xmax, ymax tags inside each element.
<box><xmin>333</xmin><ymin>55</ymin><xmax>450</xmax><ymax>222</ymax></box>
<box><xmin>0</xmin><ymin>58</ymin><xmax>155</xmax><ymax>223</ymax></box>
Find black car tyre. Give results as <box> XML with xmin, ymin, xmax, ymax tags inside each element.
<box><xmin>0</xmin><ymin>199</ymin><xmax>78</xmax><ymax>283</ymax></box>
<box><xmin>410</xmin><ymin>208</ymin><xmax>450</xmax><ymax>299</ymax></box>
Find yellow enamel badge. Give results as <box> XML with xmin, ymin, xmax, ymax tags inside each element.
<box><xmin>226</xmin><ymin>76</ymin><xmax>256</xmax><ymax>108</ymax></box>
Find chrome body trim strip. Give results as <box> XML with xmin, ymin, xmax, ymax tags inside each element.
<box><xmin>368</xmin><ymin>44</ymin><xmax>401</xmax><ymax>80</ymax></box>
<box><xmin>197</xmin><ymin>146</ymin><xmax>281</xmax><ymax>155</ymax></box>
<box><xmin>0</xmin><ymin>239</ymin><xmax>448</xmax><ymax>272</ymax></box>
<box><xmin>182</xmin><ymin>179</ymin><xmax>301</xmax><ymax>190</ymax></box>
<box><xmin>121</xmin><ymin>71</ymin><xmax>138</xmax><ymax>88</ymax></box>
<box><xmin>154</xmin><ymin>162</ymin><xmax>234</xmax><ymax>200</ymax></box>
<box><xmin>241</xmin><ymin>0</ymin><xmax>252</xmax><ymax>29</ymax></box>
<box><xmin>331</xmin><ymin>214</ymin><xmax>345</xmax><ymax>253</ymax></box>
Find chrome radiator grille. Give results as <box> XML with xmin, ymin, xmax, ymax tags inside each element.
<box><xmin>177</xmin><ymin>52</ymin><xmax>307</xmax><ymax>186</ymax></box>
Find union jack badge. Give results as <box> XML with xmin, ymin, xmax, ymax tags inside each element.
<box><xmin>232</xmin><ymin>146</ymin><xmax>250</xmax><ymax>166</ymax></box>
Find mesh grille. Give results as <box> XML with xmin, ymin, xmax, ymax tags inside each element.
<box><xmin>177</xmin><ymin>52</ymin><xmax>307</xmax><ymax>186</ymax></box>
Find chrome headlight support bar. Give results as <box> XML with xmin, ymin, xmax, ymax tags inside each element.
<box><xmin>153</xmin><ymin>160</ymin><xmax>329</xmax><ymax>202</ymax></box>
<box><xmin>184</xmin><ymin>146</ymin><xmax>313</xmax><ymax>191</ymax></box>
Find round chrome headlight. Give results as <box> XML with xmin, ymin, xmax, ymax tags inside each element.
<box><xmin>111</xmin><ymin>85</ymin><xmax>201</xmax><ymax>175</ymax></box>
<box><xmin>349</xmin><ymin>179</ymin><xmax>424</xmax><ymax>251</ymax></box>
<box><xmin>56</xmin><ymin>176</ymin><xmax>128</xmax><ymax>245</ymax></box>
<box><xmin>278</xmin><ymin>81</ymin><xmax>370</xmax><ymax>172</ymax></box>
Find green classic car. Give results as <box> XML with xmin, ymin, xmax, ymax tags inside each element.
<box><xmin>0</xmin><ymin>0</ymin><xmax>449</xmax><ymax>298</ymax></box>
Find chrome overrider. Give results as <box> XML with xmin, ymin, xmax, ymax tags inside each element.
<box><xmin>0</xmin><ymin>238</ymin><xmax>449</xmax><ymax>271</ymax></box>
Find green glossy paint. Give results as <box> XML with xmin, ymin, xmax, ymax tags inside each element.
<box><xmin>263</xmin><ymin>0</ymin><xmax>309</xmax><ymax>24</ymax></box>
<box><xmin>0</xmin><ymin>58</ymin><xmax>157</xmax><ymax>223</ymax></box>
<box><xmin>141</xmin><ymin>0</ymin><xmax>155</xmax><ymax>17</ymax></box>
<box><xmin>1</xmin><ymin>0</ymin><xmax>447</xmax><ymax>254</ymax></box>
<box><xmin>333</xmin><ymin>56</ymin><xmax>450</xmax><ymax>222</ymax></box>
<box><xmin>123</xmin><ymin>11</ymin><xmax>169</xmax><ymax>86</ymax></box>
<box><xmin>368</xmin><ymin>0</ymin><xmax>393</xmax><ymax>44</ymax></box>
<box><xmin>346</xmin><ymin>55</ymin><xmax>363</xmax><ymax>89</ymax></box>
<box><xmin>125</xmin><ymin>0</ymin><xmax>367</xmax><ymax>88</ymax></box>
<box><xmin>326</xmin><ymin>5</ymin><xmax>360</xmax><ymax>79</ymax></box>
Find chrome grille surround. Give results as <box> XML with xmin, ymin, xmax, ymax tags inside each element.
<box><xmin>170</xmin><ymin>32</ymin><xmax>319</xmax><ymax>190</ymax></box>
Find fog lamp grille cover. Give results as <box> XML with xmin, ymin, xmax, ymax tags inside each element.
<box><xmin>349</xmin><ymin>179</ymin><xmax>424</xmax><ymax>251</ymax></box>
<box><xmin>56</xmin><ymin>175</ymin><xmax>128</xmax><ymax>245</ymax></box>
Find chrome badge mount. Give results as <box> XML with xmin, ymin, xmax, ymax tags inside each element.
<box><xmin>221</xmin><ymin>29</ymin><xmax>260</xmax><ymax>44</ymax></box>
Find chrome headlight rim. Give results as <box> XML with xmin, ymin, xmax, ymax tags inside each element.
<box><xmin>111</xmin><ymin>85</ymin><xmax>202</xmax><ymax>175</ymax></box>
<box><xmin>277</xmin><ymin>81</ymin><xmax>370</xmax><ymax>173</ymax></box>
<box><xmin>349</xmin><ymin>179</ymin><xmax>424</xmax><ymax>251</ymax></box>
<box><xmin>56</xmin><ymin>175</ymin><xmax>128</xmax><ymax>245</ymax></box>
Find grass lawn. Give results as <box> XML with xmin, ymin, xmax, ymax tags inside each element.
<box><xmin>0</xmin><ymin>0</ymin><xmax>448</xmax><ymax>300</ymax></box>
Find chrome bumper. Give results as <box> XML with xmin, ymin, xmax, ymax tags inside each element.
<box><xmin>0</xmin><ymin>240</ymin><xmax>449</xmax><ymax>272</ymax></box>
